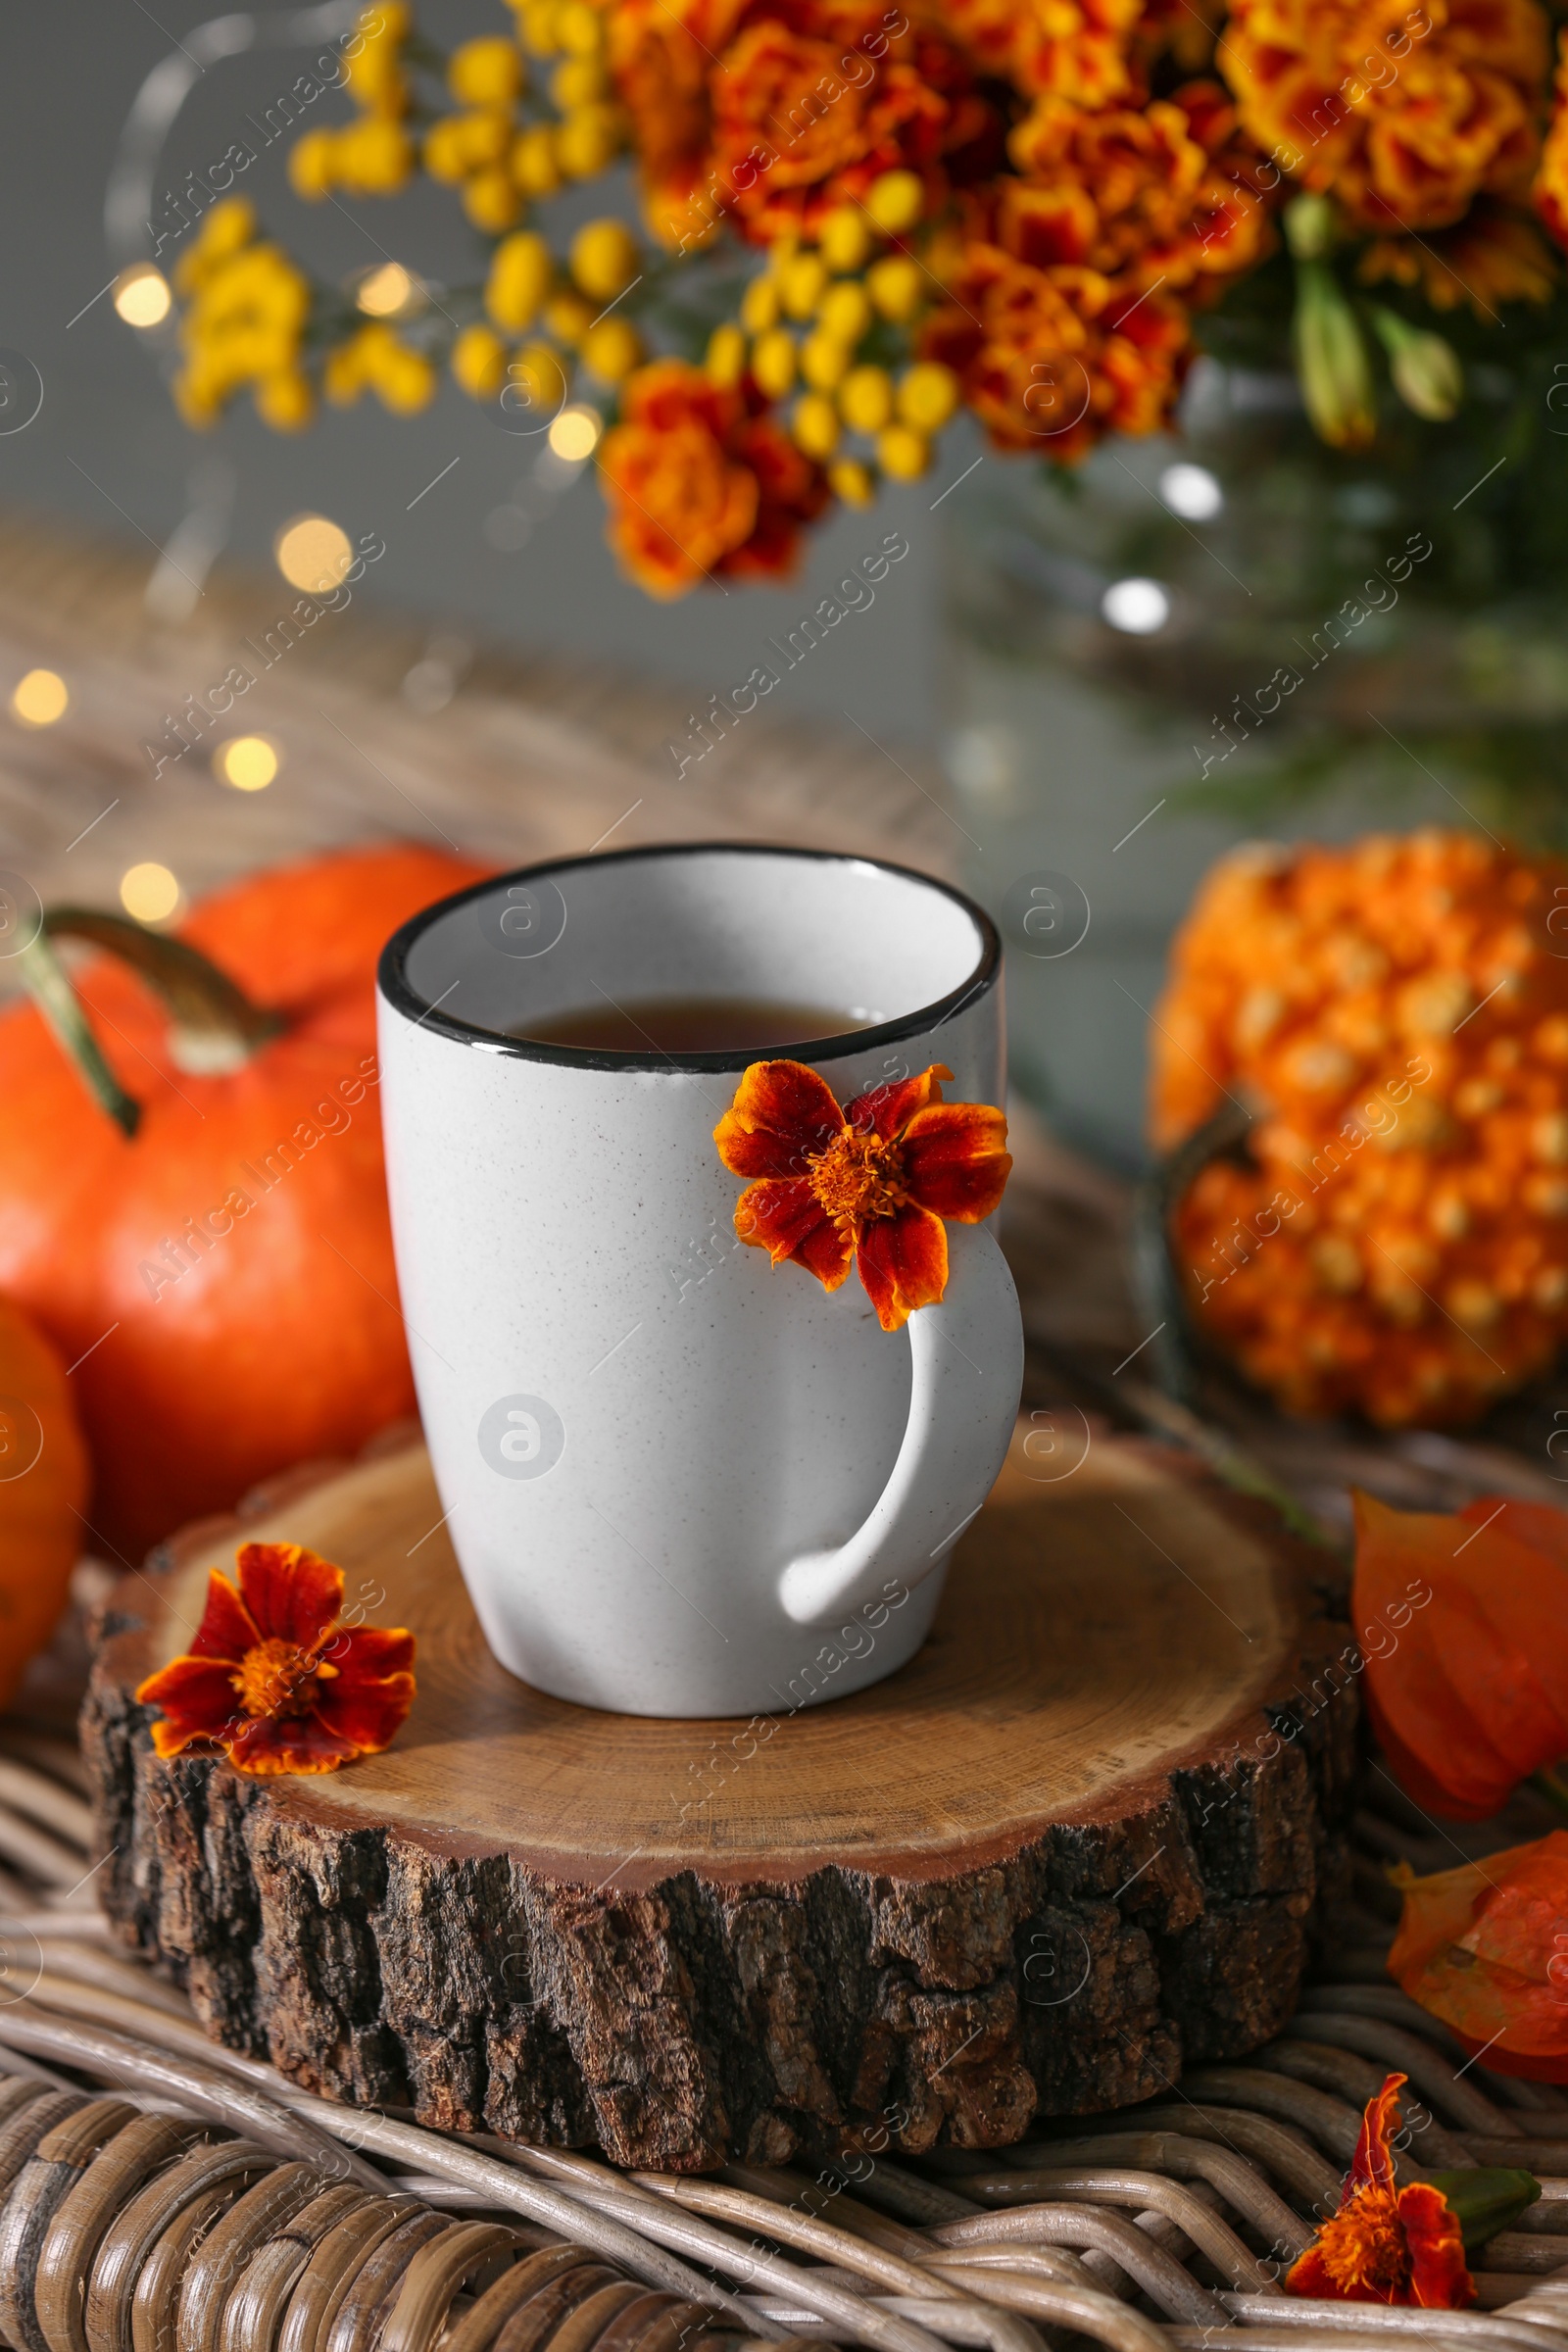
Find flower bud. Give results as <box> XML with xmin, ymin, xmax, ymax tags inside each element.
<box><xmin>1294</xmin><ymin>259</ymin><xmax>1376</xmax><ymax>450</ymax></box>
<box><xmin>1371</xmin><ymin>307</ymin><xmax>1463</xmax><ymax>421</ymax></box>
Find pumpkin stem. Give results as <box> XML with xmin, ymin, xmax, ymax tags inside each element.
<box><xmin>19</xmin><ymin>907</ymin><xmax>288</xmax><ymax>1136</ymax></box>
<box><xmin>17</xmin><ymin>926</ymin><xmax>142</xmax><ymax>1139</ymax></box>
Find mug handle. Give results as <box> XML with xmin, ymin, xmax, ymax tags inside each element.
<box><xmin>776</xmin><ymin>1221</ymin><xmax>1024</xmax><ymax>1627</ymax></box>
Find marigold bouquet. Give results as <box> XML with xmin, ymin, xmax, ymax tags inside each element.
<box><xmin>139</xmin><ymin>0</ymin><xmax>1568</xmax><ymax>596</ymax></box>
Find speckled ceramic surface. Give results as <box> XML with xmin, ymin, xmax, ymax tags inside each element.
<box><xmin>376</xmin><ymin>845</ymin><xmax>1022</xmax><ymax>1716</ymax></box>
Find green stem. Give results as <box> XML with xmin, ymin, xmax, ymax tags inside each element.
<box><xmin>19</xmin><ymin>908</ymin><xmax>287</xmax><ymax>1136</ymax></box>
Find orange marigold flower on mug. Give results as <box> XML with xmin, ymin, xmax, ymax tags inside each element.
<box><xmin>135</xmin><ymin>1542</ymin><xmax>416</xmax><ymax>1777</ymax></box>
<box><xmin>1390</xmin><ymin>1831</ymin><xmax>1568</xmax><ymax>2082</ymax></box>
<box><xmin>598</xmin><ymin>360</ymin><xmax>826</xmax><ymax>596</ymax></box>
<box><xmin>1353</xmin><ymin>1489</ymin><xmax>1568</xmax><ymax>1819</ymax></box>
<box><xmin>713</xmin><ymin>1060</ymin><xmax>1011</xmax><ymax>1331</ymax></box>
<box><xmin>1218</xmin><ymin>0</ymin><xmax>1551</xmax><ymax>232</ymax></box>
<box><xmin>1287</xmin><ymin>2073</ymin><xmax>1474</xmax><ymax>2306</ymax></box>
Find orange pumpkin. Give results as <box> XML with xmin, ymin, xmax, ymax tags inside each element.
<box><xmin>1152</xmin><ymin>830</ymin><xmax>1568</xmax><ymax>1426</ymax></box>
<box><xmin>0</xmin><ymin>1297</ymin><xmax>90</xmax><ymax>1711</ymax></box>
<box><xmin>0</xmin><ymin>842</ymin><xmax>489</xmax><ymax>1563</ymax></box>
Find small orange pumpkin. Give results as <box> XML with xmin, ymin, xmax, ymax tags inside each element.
<box><xmin>1153</xmin><ymin>830</ymin><xmax>1568</xmax><ymax>1426</ymax></box>
<box><xmin>0</xmin><ymin>1297</ymin><xmax>90</xmax><ymax>1711</ymax></box>
<box><xmin>0</xmin><ymin>843</ymin><xmax>489</xmax><ymax>1562</ymax></box>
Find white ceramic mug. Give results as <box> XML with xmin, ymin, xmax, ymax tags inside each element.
<box><xmin>376</xmin><ymin>845</ymin><xmax>1023</xmax><ymax>1717</ymax></box>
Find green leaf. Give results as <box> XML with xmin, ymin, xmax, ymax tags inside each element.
<box><xmin>1426</xmin><ymin>2168</ymin><xmax>1541</xmax><ymax>2250</ymax></box>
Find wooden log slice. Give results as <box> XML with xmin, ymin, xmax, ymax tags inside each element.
<box><xmin>83</xmin><ymin>1419</ymin><xmax>1359</xmax><ymax>2173</ymax></box>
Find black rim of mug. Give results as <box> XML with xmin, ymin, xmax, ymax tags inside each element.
<box><xmin>376</xmin><ymin>840</ymin><xmax>1003</xmax><ymax>1074</ymax></box>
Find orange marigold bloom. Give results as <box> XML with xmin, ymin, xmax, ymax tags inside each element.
<box><xmin>1219</xmin><ymin>0</ymin><xmax>1551</xmax><ymax>232</ymax></box>
<box><xmin>1354</xmin><ymin>1489</ymin><xmax>1568</xmax><ymax>1818</ymax></box>
<box><xmin>714</xmin><ymin>1060</ymin><xmax>1011</xmax><ymax>1331</ymax></box>
<box><xmin>610</xmin><ymin>0</ymin><xmax>995</xmax><ymax>249</ymax></box>
<box><xmin>1288</xmin><ymin>2074</ymin><xmax>1474</xmax><ymax>2305</ymax></box>
<box><xmin>1391</xmin><ymin>1832</ymin><xmax>1568</xmax><ymax>2082</ymax></box>
<box><xmin>1535</xmin><ymin>29</ymin><xmax>1568</xmax><ymax>250</ymax></box>
<box><xmin>1361</xmin><ymin>202</ymin><xmax>1558</xmax><ymax>309</ymax></box>
<box><xmin>924</xmin><ymin>238</ymin><xmax>1192</xmax><ymax>457</ymax></box>
<box><xmin>598</xmin><ymin>360</ymin><xmax>826</xmax><ymax>596</ymax></box>
<box><xmin>944</xmin><ymin>0</ymin><xmax>1145</xmax><ymax>107</ymax></box>
<box><xmin>135</xmin><ymin>1542</ymin><xmax>416</xmax><ymax>1778</ymax></box>
<box><xmin>1004</xmin><ymin>86</ymin><xmax>1274</xmax><ymax>291</ymax></box>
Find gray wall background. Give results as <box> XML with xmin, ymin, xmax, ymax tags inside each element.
<box><xmin>0</xmin><ymin>2</ymin><xmax>948</xmax><ymax>746</ymax></box>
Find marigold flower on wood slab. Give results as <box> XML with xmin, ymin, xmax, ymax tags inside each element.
<box><xmin>713</xmin><ymin>1059</ymin><xmax>1010</xmax><ymax>1331</ymax></box>
<box><xmin>1391</xmin><ymin>1830</ymin><xmax>1568</xmax><ymax>2081</ymax></box>
<box><xmin>1287</xmin><ymin>2072</ymin><xmax>1474</xmax><ymax>2306</ymax></box>
<box><xmin>135</xmin><ymin>1541</ymin><xmax>416</xmax><ymax>1776</ymax></box>
<box><xmin>1354</xmin><ymin>1488</ymin><xmax>1568</xmax><ymax>1818</ymax></box>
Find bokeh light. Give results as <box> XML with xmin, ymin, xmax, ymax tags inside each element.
<box><xmin>1101</xmin><ymin>577</ymin><xmax>1170</xmax><ymax>635</ymax></box>
<box><xmin>548</xmin><ymin>406</ymin><xmax>602</xmax><ymax>462</ymax></box>
<box><xmin>120</xmin><ymin>862</ymin><xmax>181</xmax><ymax>923</ymax></box>
<box><xmin>113</xmin><ymin>266</ymin><xmax>172</xmax><ymax>328</ymax></box>
<box><xmin>357</xmin><ymin>263</ymin><xmax>418</xmax><ymax>318</ymax></box>
<box><xmin>1158</xmin><ymin>463</ymin><xmax>1224</xmax><ymax>521</ymax></box>
<box><xmin>214</xmin><ymin>736</ymin><xmax>280</xmax><ymax>792</ymax></box>
<box><xmin>274</xmin><ymin>513</ymin><xmax>353</xmax><ymax>593</ymax></box>
<box><xmin>10</xmin><ymin>669</ymin><xmax>68</xmax><ymax>726</ymax></box>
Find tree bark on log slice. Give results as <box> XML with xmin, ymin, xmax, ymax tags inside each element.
<box><xmin>82</xmin><ymin>1418</ymin><xmax>1359</xmax><ymax>2173</ymax></box>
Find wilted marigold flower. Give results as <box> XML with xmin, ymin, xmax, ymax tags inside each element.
<box><xmin>597</xmin><ymin>359</ymin><xmax>827</xmax><ymax>595</ymax></box>
<box><xmin>1286</xmin><ymin>2073</ymin><xmax>1473</xmax><ymax>2305</ymax></box>
<box><xmin>1219</xmin><ymin>0</ymin><xmax>1551</xmax><ymax>231</ymax></box>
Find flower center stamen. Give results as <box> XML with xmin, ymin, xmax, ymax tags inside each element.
<box><xmin>1314</xmin><ymin>2192</ymin><xmax>1412</xmax><ymax>2299</ymax></box>
<box><xmin>232</xmin><ymin>1638</ymin><xmax>320</xmax><ymax>1720</ymax></box>
<box><xmin>808</xmin><ymin>1128</ymin><xmax>907</xmax><ymax>1224</ymax></box>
